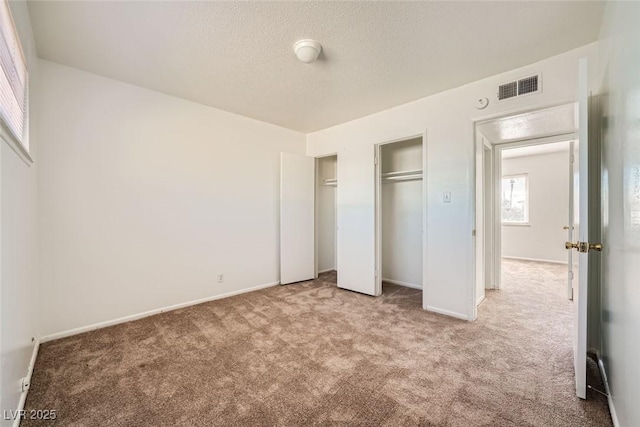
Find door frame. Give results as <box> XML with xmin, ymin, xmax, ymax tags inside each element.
<box><xmin>471</xmin><ymin>102</ymin><xmax>578</xmax><ymax>320</ymax></box>
<box><xmin>374</xmin><ymin>132</ymin><xmax>427</xmax><ymax>297</ymax></box>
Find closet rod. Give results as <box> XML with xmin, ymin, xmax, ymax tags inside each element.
<box><xmin>380</xmin><ymin>169</ymin><xmax>423</xmax><ymax>178</ymax></box>
<box><xmin>382</xmin><ymin>175</ymin><xmax>422</xmax><ymax>183</ymax></box>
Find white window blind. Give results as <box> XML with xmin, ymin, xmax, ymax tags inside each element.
<box><xmin>0</xmin><ymin>0</ymin><xmax>27</xmax><ymax>146</ymax></box>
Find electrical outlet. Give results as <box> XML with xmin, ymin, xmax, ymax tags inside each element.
<box><xmin>217</xmin><ymin>274</ymin><xmax>224</xmax><ymax>283</ymax></box>
<box><xmin>21</xmin><ymin>377</ymin><xmax>30</xmax><ymax>392</ymax></box>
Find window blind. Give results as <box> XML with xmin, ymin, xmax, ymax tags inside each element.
<box><xmin>0</xmin><ymin>0</ymin><xmax>26</xmax><ymax>144</ymax></box>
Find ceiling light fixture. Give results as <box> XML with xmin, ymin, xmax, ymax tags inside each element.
<box><xmin>294</xmin><ymin>39</ymin><xmax>322</xmax><ymax>64</ymax></box>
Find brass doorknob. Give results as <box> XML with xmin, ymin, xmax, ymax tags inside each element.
<box><xmin>565</xmin><ymin>241</ymin><xmax>579</xmax><ymax>250</ymax></box>
<box><xmin>566</xmin><ymin>241</ymin><xmax>603</xmax><ymax>252</ymax></box>
<box><xmin>563</xmin><ymin>226</ymin><xmax>571</xmax><ymax>230</ymax></box>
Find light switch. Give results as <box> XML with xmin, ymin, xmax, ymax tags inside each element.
<box><xmin>443</xmin><ymin>192</ymin><xmax>451</xmax><ymax>203</ymax></box>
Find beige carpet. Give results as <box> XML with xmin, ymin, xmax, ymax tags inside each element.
<box><xmin>24</xmin><ymin>259</ymin><xmax>611</xmax><ymax>426</ymax></box>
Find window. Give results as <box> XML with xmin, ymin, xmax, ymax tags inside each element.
<box><xmin>502</xmin><ymin>174</ymin><xmax>529</xmax><ymax>224</ymax></box>
<box><xmin>0</xmin><ymin>0</ymin><xmax>28</xmax><ymax>153</ymax></box>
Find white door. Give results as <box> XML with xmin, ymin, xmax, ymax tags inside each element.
<box><xmin>567</xmin><ymin>140</ymin><xmax>575</xmax><ymax>301</ymax></box>
<box><xmin>280</xmin><ymin>152</ymin><xmax>315</xmax><ymax>285</ymax></box>
<box><xmin>569</xmin><ymin>57</ymin><xmax>590</xmax><ymax>399</ymax></box>
<box><xmin>337</xmin><ymin>144</ymin><xmax>376</xmax><ymax>295</ymax></box>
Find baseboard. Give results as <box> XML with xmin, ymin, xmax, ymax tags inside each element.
<box><xmin>318</xmin><ymin>268</ymin><xmax>335</xmax><ymax>274</ymax></box>
<box><xmin>476</xmin><ymin>295</ymin><xmax>486</xmax><ymax>306</ymax></box>
<box><xmin>382</xmin><ymin>278</ymin><xmax>422</xmax><ymax>290</ymax></box>
<box><xmin>502</xmin><ymin>256</ymin><xmax>568</xmax><ymax>265</ymax></box>
<box><xmin>41</xmin><ymin>281</ymin><xmax>280</xmax><ymax>343</ymax></box>
<box><xmin>425</xmin><ymin>305</ymin><xmax>469</xmax><ymax>321</ymax></box>
<box><xmin>12</xmin><ymin>338</ymin><xmax>40</xmax><ymax>427</ymax></box>
<box><xmin>597</xmin><ymin>357</ymin><xmax>620</xmax><ymax>427</ymax></box>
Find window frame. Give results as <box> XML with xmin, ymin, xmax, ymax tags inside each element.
<box><xmin>0</xmin><ymin>0</ymin><xmax>31</xmax><ymax>164</ymax></box>
<box><xmin>501</xmin><ymin>173</ymin><xmax>530</xmax><ymax>226</ymax></box>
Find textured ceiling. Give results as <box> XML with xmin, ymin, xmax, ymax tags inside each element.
<box><xmin>27</xmin><ymin>1</ymin><xmax>605</xmax><ymax>132</ymax></box>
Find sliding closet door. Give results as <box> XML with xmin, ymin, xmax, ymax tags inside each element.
<box><xmin>280</xmin><ymin>153</ymin><xmax>315</xmax><ymax>285</ymax></box>
<box><xmin>337</xmin><ymin>144</ymin><xmax>377</xmax><ymax>295</ymax></box>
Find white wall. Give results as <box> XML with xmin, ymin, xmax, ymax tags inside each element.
<box><xmin>1</xmin><ymin>1</ymin><xmax>40</xmax><ymax>424</ymax></box>
<box><xmin>307</xmin><ymin>43</ymin><xmax>598</xmax><ymax>320</ymax></box>
<box><xmin>502</xmin><ymin>149</ymin><xmax>570</xmax><ymax>263</ymax></box>
<box><xmin>598</xmin><ymin>2</ymin><xmax>640</xmax><ymax>426</ymax></box>
<box><xmin>381</xmin><ymin>138</ymin><xmax>422</xmax><ymax>288</ymax></box>
<box><xmin>316</xmin><ymin>155</ymin><xmax>336</xmax><ymax>273</ymax></box>
<box><xmin>37</xmin><ymin>60</ymin><xmax>305</xmax><ymax>337</ymax></box>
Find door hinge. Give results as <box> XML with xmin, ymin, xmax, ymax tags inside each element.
<box><xmin>569</xmin><ymin>271</ymin><xmax>574</xmax><ymax>280</ymax></box>
<box><xmin>570</xmin><ymin>154</ymin><xmax>575</xmax><ymax>163</ymax></box>
<box><xmin>374</xmin><ymin>157</ymin><xmax>378</xmax><ymax>165</ymax></box>
<box><xmin>374</xmin><ymin>270</ymin><xmax>378</xmax><ymax>277</ymax></box>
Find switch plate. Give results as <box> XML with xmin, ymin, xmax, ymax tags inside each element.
<box><xmin>443</xmin><ymin>192</ymin><xmax>451</xmax><ymax>203</ymax></box>
<box><xmin>217</xmin><ymin>274</ymin><xmax>224</xmax><ymax>283</ymax></box>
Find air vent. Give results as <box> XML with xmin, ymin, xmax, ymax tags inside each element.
<box><xmin>518</xmin><ymin>75</ymin><xmax>539</xmax><ymax>95</ymax></box>
<box><xmin>498</xmin><ymin>81</ymin><xmax>518</xmax><ymax>100</ymax></box>
<box><xmin>497</xmin><ymin>73</ymin><xmax>541</xmax><ymax>101</ymax></box>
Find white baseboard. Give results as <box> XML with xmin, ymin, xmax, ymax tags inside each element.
<box><xmin>598</xmin><ymin>358</ymin><xmax>620</xmax><ymax>427</ymax></box>
<box><xmin>318</xmin><ymin>268</ymin><xmax>335</xmax><ymax>274</ymax></box>
<box><xmin>41</xmin><ymin>281</ymin><xmax>280</xmax><ymax>343</ymax></box>
<box><xmin>476</xmin><ymin>295</ymin><xmax>486</xmax><ymax>306</ymax></box>
<box><xmin>425</xmin><ymin>305</ymin><xmax>469</xmax><ymax>321</ymax></box>
<box><xmin>13</xmin><ymin>338</ymin><xmax>40</xmax><ymax>427</ymax></box>
<box><xmin>382</xmin><ymin>278</ymin><xmax>422</xmax><ymax>290</ymax></box>
<box><xmin>502</xmin><ymin>256</ymin><xmax>568</xmax><ymax>265</ymax></box>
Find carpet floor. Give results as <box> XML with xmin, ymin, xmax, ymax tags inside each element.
<box><xmin>23</xmin><ymin>259</ymin><xmax>612</xmax><ymax>426</ymax></box>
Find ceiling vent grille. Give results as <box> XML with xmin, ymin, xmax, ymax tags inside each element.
<box><xmin>498</xmin><ymin>81</ymin><xmax>518</xmax><ymax>100</ymax></box>
<box><xmin>497</xmin><ymin>74</ymin><xmax>541</xmax><ymax>101</ymax></box>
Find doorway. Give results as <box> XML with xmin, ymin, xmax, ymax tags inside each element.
<box><xmin>475</xmin><ymin>103</ymin><xmax>578</xmax><ymax>299</ymax></box>
<box><xmin>375</xmin><ymin>136</ymin><xmax>425</xmax><ymax>297</ymax></box>
<box><xmin>315</xmin><ymin>154</ymin><xmax>338</xmax><ymax>279</ymax></box>
<box><xmin>498</xmin><ymin>140</ymin><xmax>573</xmax><ymax>296</ymax></box>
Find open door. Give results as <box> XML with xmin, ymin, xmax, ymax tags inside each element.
<box><xmin>567</xmin><ymin>140</ymin><xmax>576</xmax><ymax>301</ymax></box>
<box><xmin>337</xmin><ymin>144</ymin><xmax>376</xmax><ymax>295</ymax></box>
<box><xmin>566</xmin><ymin>57</ymin><xmax>602</xmax><ymax>399</ymax></box>
<box><xmin>280</xmin><ymin>152</ymin><xmax>315</xmax><ymax>285</ymax></box>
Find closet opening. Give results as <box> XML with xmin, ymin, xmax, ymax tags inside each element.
<box><xmin>315</xmin><ymin>154</ymin><xmax>338</xmax><ymax>281</ymax></box>
<box><xmin>375</xmin><ymin>136</ymin><xmax>425</xmax><ymax>298</ymax></box>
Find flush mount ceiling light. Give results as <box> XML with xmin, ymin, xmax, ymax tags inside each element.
<box><xmin>294</xmin><ymin>39</ymin><xmax>322</xmax><ymax>64</ymax></box>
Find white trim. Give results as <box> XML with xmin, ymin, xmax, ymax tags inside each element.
<box><xmin>382</xmin><ymin>278</ymin><xmax>422</xmax><ymax>290</ymax></box>
<box><xmin>425</xmin><ymin>305</ymin><xmax>469</xmax><ymax>321</ymax></box>
<box><xmin>41</xmin><ymin>281</ymin><xmax>280</xmax><ymax>343</ymax></box>
<box><xmin>12</xmin><ymin>339</ymin><xmax>40</xmax><ymax>427</ymax></box>
<box><xmin>502</xmin><ymin>255</ymin><xmax>568</xmax><ymax>265</ymax></box>
<box><xmin>318</xmin><ymin>268</ymin><xmax>335</xmax><ymax>274</ymax></box>
<box><xmin>598</xmin><ymin>358</ymin><xmax>619</xmax><ymax>427</ymax></box>
<box><xmin>476</xmin><ymin>295</ymin><xmax>486</xmax><ymax>306</ymax></box>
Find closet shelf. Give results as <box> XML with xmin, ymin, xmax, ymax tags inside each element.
<box><xmin>381</xmin><ymin>169</ymin><xmax>422</xmax><ymax>183</ymax></box>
